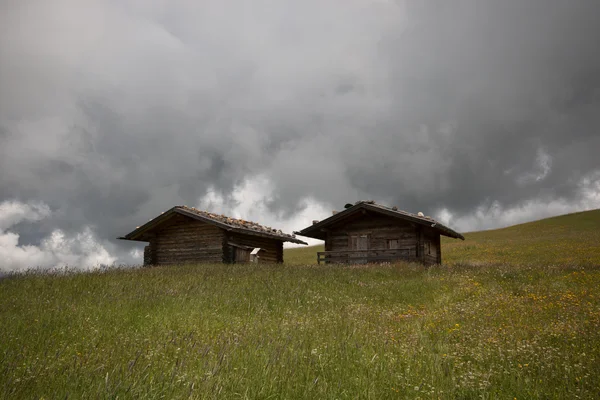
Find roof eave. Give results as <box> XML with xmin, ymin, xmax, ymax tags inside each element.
<box><xmin>118</xmin><ymin>207</ymin><xmax>180</xmax><ymax>242</ymax></box>
<box><xmin>441</xmin><ymin>231</ymin><xmax>465</xmax><ymax>240</ymax></box>
<box><xmin>294</xmin><ymin>230</ymin><xmax>326</xmax><ymax>241</ymax></box>
<box><xmin>228</xmin><ymin>227</ymin><xmax>308</xmax><ymax>245</ymax></box>
<box><xmin>296</xmin><ymin>202</ymin><xmax>465</xmax><ymax>241</ymax></box>
<box><xmin>176</xmin><ymin>207</ymin><xmax>308</xmax><ymax>244</ymax></box>
<box><xmin>296</xmin><ymin>204</ymin><xmax>365</xmax><ymax>238</ymax></box>
<box><xmin>117</xmin><ymin>236</ymin><xmax>143</xmax><ymax>242</ymax></box>
<box><xmin>119</xmin><ymin>206</ymin><xmax>308</xmax><ymax>245</ymax></box>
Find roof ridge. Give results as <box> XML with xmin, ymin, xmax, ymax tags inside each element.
<box><xmin>176</xmin><ymin>205</ymin><xmax>297</xmax><ymax>240</ymax></box>
<box><xmin>355</xmin><ymin>201</ymin><xmax>438</xmax><ymax>222</ymax></box>
<box><xmin>299</xmin><ymin>200</ymin><xmax>463</xmax><ymax>240</ymax></box>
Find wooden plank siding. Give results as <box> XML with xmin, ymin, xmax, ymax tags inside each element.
<box><xmin>125</xmin><ymin>207</ymin><xmax>299</xmax><ymax>266</ymax></box>
<box><xmin>143</xmin><ymin>245</ymin><xmax>150</xmax><ymax>265</ymax></box>
<box><xmin>150</xmin><ymin>215</ymin><xmax>224</xmax><ymax>265</ymax></box>
<box><xmin>321</xmin><ymin>212</ymin><xmax>442</xmax><ymax>265</ymax></box>
<box><xmin>224</xmin><ymin>233</ymin><xmax>283</xmax><ymax>263</ymax></box>
<box><xmin>141</xmin><ymin>215</ymin><xmax>286</xmax><ymax>266</ymax></box>
<box><xmin>328</xmin><ymin>214</ymin><xmax>419</xmax><ymax>252</ymax></box>
<box><xmin>422</xmin><ymin>229</ymin><xmax>442</xmax><ymax>265</ymax></box>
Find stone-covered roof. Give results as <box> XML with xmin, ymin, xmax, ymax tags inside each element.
<box><xmin>176</xmin><ymin>206</ymin><xmax>306</xmax><ymax>243</ymax></box>
<box><xmin>119</xmin><ymin>205</ymin><xmax>308</xmax><ymax>245</ymax></box>
<box><xmin>295</xmin><ymin>200</ymin><xmax>465</xmax><ymax>240</ymax></box>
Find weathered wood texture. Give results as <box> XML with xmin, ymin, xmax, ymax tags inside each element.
<box><xmin>143</xmin><ymin>246</ymin><xmax>151</xmax><ymax>266</ymax></box>
<box><xmin>147</xmin><ymin>238</ymin><xmax>157</xmax><ymax>266</ymax></box>
<box><xmin>225</xmin><ymin>233</ymin><xmax>283</xmax><ymax>263</ymax></box>
<box><xmin>148</xmin><ymin>214</ymin><xmax>224</xmax><ymax>265</ymax></box>
<box><xmin>318</xmin><ymin>249</ymin><xmax>415</xmax><ymax>264</ymax></box>
<box><xmin>422</xmin><ymin>229</ymin><xmax>442</xmax><ymax>265</ymax></box>
<box><xmin>327</xmin><ymin>213</ymin><xmax>418</xmax><ymax>252</ymax></box>
<box><xmin>322</xmin><ymin>212</ymin><xmax>442</xmax><ymax>265</ymax></box>
<box><xmin>139</xmin><ymin>214</ymin><xmax>288</xmax><ymax>266</ymax></box>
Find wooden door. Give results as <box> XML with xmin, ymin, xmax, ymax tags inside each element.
<box><xmin>350</xmin><ymin>235</ymin><xmax>369</xmax><ymax>264</ymax></box>
<box><xmin>233</xmin><ymin>247</ymin><xmax>250</xmax><ymax>263</ymax></box>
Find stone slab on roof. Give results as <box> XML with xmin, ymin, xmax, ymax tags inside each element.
<box><xmin>119</xmin><ymin>205</ymin><xmax>308</xmax><ymax>245</ymax></box>
<box><xmin>295</xmin><ymin>200</ymin><xmax>464</xmax><ymax>240</ymax></box>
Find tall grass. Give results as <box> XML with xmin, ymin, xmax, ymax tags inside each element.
<box><xmin>2</xmin><ymin>262</ymin><xmax>599</xmax><ymax>399</ymax></box>
<box><xmin>443</xmin><ymin>209</ymin><xmax>600</xmax><ymax>266</ymax></box>
<box><xmin>2</xmin><ymin>210</ymin><xmax>600</xmax><ymax>398</ymax></box>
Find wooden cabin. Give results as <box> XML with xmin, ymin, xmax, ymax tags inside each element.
<box><xmin>119</xmin><ymin>206</ymin><xmax>307</xmax><ymax>265</ymax></box>
<box><xmin>295</xmin><ymin>201</ymin><xmax>464</xmax><ymax>265</ymax></box>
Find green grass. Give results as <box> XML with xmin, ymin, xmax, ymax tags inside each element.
<box><xmin>443</xmin><ymin>209</ymin><xmax>600</xmax><ymax>266</ymax></box>
<box><xmin>284</xmin><ymin>243</ymin><xmax>325</xmax><ymax>264</ymax></box>
<box><xmin>2</xmin><ymin>210</ymin><xmax>600</xmax><ymax>399</ymax></box>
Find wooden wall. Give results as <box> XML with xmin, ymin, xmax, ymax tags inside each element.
<box><xmin>148</xmin><ymin>215</ymin><xmax>224</xmax><ymax>265</ymax></box>
<box><xmin>422</xmin><ymin>229</ymin><xmax>442</xmax><ymax>265</ymax></box>
<box><xmin>324</xmin><ymin>212</ymin><xmax>442</xmax><ymax>264</ymax></box>
<box><xmin>327</xmin><ymin>213</ymin><xmax>418</xmax><ymax>255</ymax></box>
<box><xmin>140</xmin><ymin>214</ymin><xmax>286</xmax><ymax>266</ymax></box>
<box><xmin>143</xmin><ymin>246</ymin><xmax>151</xmax><ymax>266</ymax></box>
<box><xmin>224</xmin><ymin>232</ymin><xmax>283</xmax><ymax>263</ymax></box>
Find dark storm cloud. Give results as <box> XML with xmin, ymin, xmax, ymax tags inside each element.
<box><xmin>1</xmin><ymin>0</ymin><xmax>599</xmax><ymax>267</ymax></box>
<box><xmin>277</xmin><ymin>0</ymin><xmax>600</xmax><ymax>214</ymax></box>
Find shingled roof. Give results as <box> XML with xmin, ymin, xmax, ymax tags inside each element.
<box><xmin>119</xmin><ymin>205</ymin><xmax>307</xmax><ymax>245</ymax></box>
<box><xmin>295</xmin><ymin>200</ymin><xmax>465</xmax><ymax>240</ymax></box>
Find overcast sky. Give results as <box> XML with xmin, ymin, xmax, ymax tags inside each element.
<box><xmin>1</xmin><ymin>0</ymin><xmax>599</xmax><ymax>271</ymax></box>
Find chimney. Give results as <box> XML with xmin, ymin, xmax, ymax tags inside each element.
<box><xmin>332</xmin><ymin>210</ymin><xmax>338</xmax><ymax>215</ymax></box>
<box><xmin>312</xmin><ymin>220</ymin><xmax>320</xmax><ymax>225</ymax></box>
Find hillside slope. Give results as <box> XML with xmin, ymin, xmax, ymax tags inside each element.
<box><xmin>2</xmin><ymin>211</ymin><xmax>600</xmax><ymax>398</ymax></box>
<box><xmin>286</xmin><ymin>209</ymin><xmax>600</xmax><ymax>265</ymax></box>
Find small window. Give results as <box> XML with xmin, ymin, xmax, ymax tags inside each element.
<box><xmin>426</xmin><ymin>241</ymin><xmax>431</xmax><ymax>255</ymax></box>
<box><xmin>387</xmin><ymin>239</ymin><xmax>399</xmax><ymax>249</ymax></box>
<box><xmin>350</xmin><ymin>235</ymin><xmax>369</xmax><ymax>250</ymax></box>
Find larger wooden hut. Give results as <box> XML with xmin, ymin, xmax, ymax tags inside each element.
<box><xmin>295</xmin><ymin>201</ymin><xmax>464</xmax><ymax>265</ymax></box>
<box><xmin>119</xmin><ymin>206</ymin><xmax>307</xmax><ymax>265</ymax></box>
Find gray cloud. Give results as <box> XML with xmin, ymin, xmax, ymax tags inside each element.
<box><xmin>1</xmin><ymin>0</ymin><xmax>599</xmax><ymax>268</ymax></box>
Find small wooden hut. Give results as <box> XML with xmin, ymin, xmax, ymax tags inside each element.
<box><xmin>295</xmin><ymin>201</ymin><xmax>464</xmax><ymax>265</ymax></box>
<box><xmin>119</xmin><ymin>206</ymin><xmax>307</xmax><ymax>265</ymax></box>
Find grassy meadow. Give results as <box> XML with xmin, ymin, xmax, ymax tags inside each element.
<box><xmin>1</xmin><ymin>211</ymin><xmax>600</xmax><ymax>399</ymax></box>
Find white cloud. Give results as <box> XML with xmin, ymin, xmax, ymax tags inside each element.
<box><xmin>4</xmin><ymin>171</ymin><xmax>599</xmax><ymax>270</ymax></box>
<box><xmin>195</xmin><ymin>172</ymin><xmax>600</xmax><ymax>249</ymax></box>
<box><xmin>0</xmin><ymin>200</ymin><xmax>51</xmax><ymax>231</ymax></box>
<box><xmin>437</xmin><ymin>170</ymin><xmax>600</xmax><ymax>232</ymax></box>
<box><xmin>197</xmin><ymin>175</ymin><xmax>329</xmax><ymax>247</ymax></box>
<box><xmin>0</xmin><ymin>200</ymin><xmax>116</xmax><ymax>273</ymax></box>
<box><xmin>516</xmin><ymin>148</ymin><xmax>552</xmax><ymax>186</ymax></box>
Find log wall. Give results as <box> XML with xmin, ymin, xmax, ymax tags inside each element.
<box><xmin>324</xmin><ymin>213</ymin><xmax>442</xmax><ymax>264</ymax></box>
<box><xmin>225</xmin><ymin>233</ymin><xmax>283</xmax><ymax>263</ymax></box>
<box><xmin>149</xmin><ymin>215</ymin><xmax>224</xmax><ymax>265</ymax></box>
<box><xmin>422</xmin><ymin>229</ymin><xmax>442</xmax><ymax>265</ymax></box>
<box><xmin>143</xmin><ymin>245</ymin><xmax>151</xmax><ymax>266</ymax></box>
<box><xmin>327</xmin><ymin>214</ymin><xmax>418</xmax><ymax>255</ymax></box>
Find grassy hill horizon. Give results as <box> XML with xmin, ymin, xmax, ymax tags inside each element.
<box><xmin>285</xmin><ymin>208</ymin><xmax>600</xmax><ymax>266</ymax></box>
<box><xmin>2</xmin><ymin>209</ymin><xmax>600</xmax><ymax>399</ymax></box>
